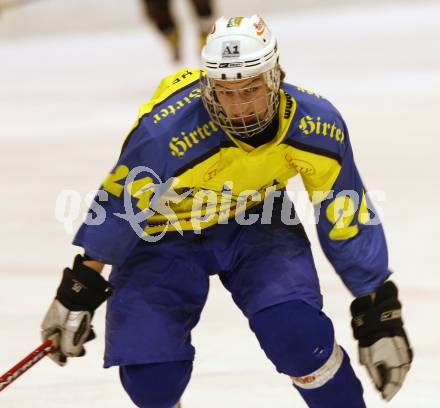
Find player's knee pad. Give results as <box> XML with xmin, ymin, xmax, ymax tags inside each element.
<box><xmin>249</xmin><ymin>299</ymin><xmax>336</xmax><ymax>377</ymax></box>
<box><xmin>120</xmin><ymin>360</ymin><xmax>192</xmax><ymax>408</ymax></box>
<box><xmin>250</xmin><ymin>300</ymin><xmax>365</xmax><ymax>407</ymax></box>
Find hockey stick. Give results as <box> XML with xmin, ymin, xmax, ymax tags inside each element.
<box><xmin>0</xmin><ymin>338</ymin><xmax>56</xmax><ymax>392</ymax></box>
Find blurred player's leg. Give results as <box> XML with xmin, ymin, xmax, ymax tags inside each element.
<box><xmin>189</xmin><ymin>0</ymin><xmax>214</xmax><ymax>50</ymax></box>
<box><xmin>142</xmin><ymin>0</ymin><xmax>180</xmax><ymax>61</ymax></box>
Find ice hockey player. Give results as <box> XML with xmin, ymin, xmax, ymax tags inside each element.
<box><xmin>41</xmin><ymin>15</ymin><xmax>412</xmax><ymax>408</ymax></box>
<box><xmin>141</xmin><ymin>0</ymin><xmax>214</xmax><ymax>61</ymax></box>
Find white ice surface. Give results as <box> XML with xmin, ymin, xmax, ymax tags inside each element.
<box><xmin>0</xmin><ymin>1</ymin><xmax>439</xmax><ymax>407</ymax></box>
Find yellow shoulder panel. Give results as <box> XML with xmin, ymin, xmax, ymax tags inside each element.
<box><xmin>120</xmin><ymin>68</ymin><xmax>201</xmax><ymax>149</ymax></box>
<box><xmin>139</xmin><ymin>68</ymin><xmax>201</xmax><ymax>118</ymax></box>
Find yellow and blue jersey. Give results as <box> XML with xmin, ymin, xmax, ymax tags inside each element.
<box><xmin>74</xmin><ymin>68</ymin><xmax>390</xmax><ymax>296</ymax></box>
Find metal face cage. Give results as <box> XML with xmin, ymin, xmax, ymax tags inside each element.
<box><xmin>200</xmin><ymin>66</ymin><xmax>281</xmax><ymax>138</ymax></box>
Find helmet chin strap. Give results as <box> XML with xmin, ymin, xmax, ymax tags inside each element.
<box><xmin>232</xmin><ymin>114</ymin><xmax>280</xmax><ymax>148</ymax></box>
<box><xmin>229</xmin><ymin>116</ymin><xmax>271</xmax><ymax>139</ymax></box>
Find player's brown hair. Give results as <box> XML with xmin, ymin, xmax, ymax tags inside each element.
<box><xmin>279</xmin><ymin>66</ymin><xmax>286</xmax><ymax>82</ymax></box>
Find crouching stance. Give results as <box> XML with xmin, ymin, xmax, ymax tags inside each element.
<box><xmin>41</xmin><ymin>15</ymin><xmax>412</xmax><ymax>408</ymax></box>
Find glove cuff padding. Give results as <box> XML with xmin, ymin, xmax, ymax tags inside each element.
<box><xmin>350</xmin><ymin>281</ymin><xmax>406</xmax><ymax>347</ymax></box>
<box><xmin>351</xmin><ymin>280</ymin><xmax>398</xmax><ymax>315</ymax></box>
<box><xmin>56</xmin><ymin>254</ymin><xmax>113</xmax><ymax>312</ymax></box>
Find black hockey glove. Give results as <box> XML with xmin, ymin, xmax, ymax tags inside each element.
<box><xmin>350</xmin><ymin>280</ymin><xmax>412</xmax><ymax>401</ymax></box>
<box><xmin>41</xmin><ymin>255</ymin><xmax>113</xmax><ymax>366</ymax></box>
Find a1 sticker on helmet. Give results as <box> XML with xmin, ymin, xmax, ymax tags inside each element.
<box><xmin>222</xmin><ymin>41</ymin><xmax>240</xmax><ymax>58</ymax></box>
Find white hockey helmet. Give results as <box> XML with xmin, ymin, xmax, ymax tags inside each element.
<box><xmin>200</xmin><ymin>15</ymin><xmax>281</xmax><ymax>138</ymax></box>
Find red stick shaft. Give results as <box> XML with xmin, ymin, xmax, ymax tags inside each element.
<box><xmin>0</xmin><ymin>339</ymin><xmax>55</xmax><ymax>392</ymax></box>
